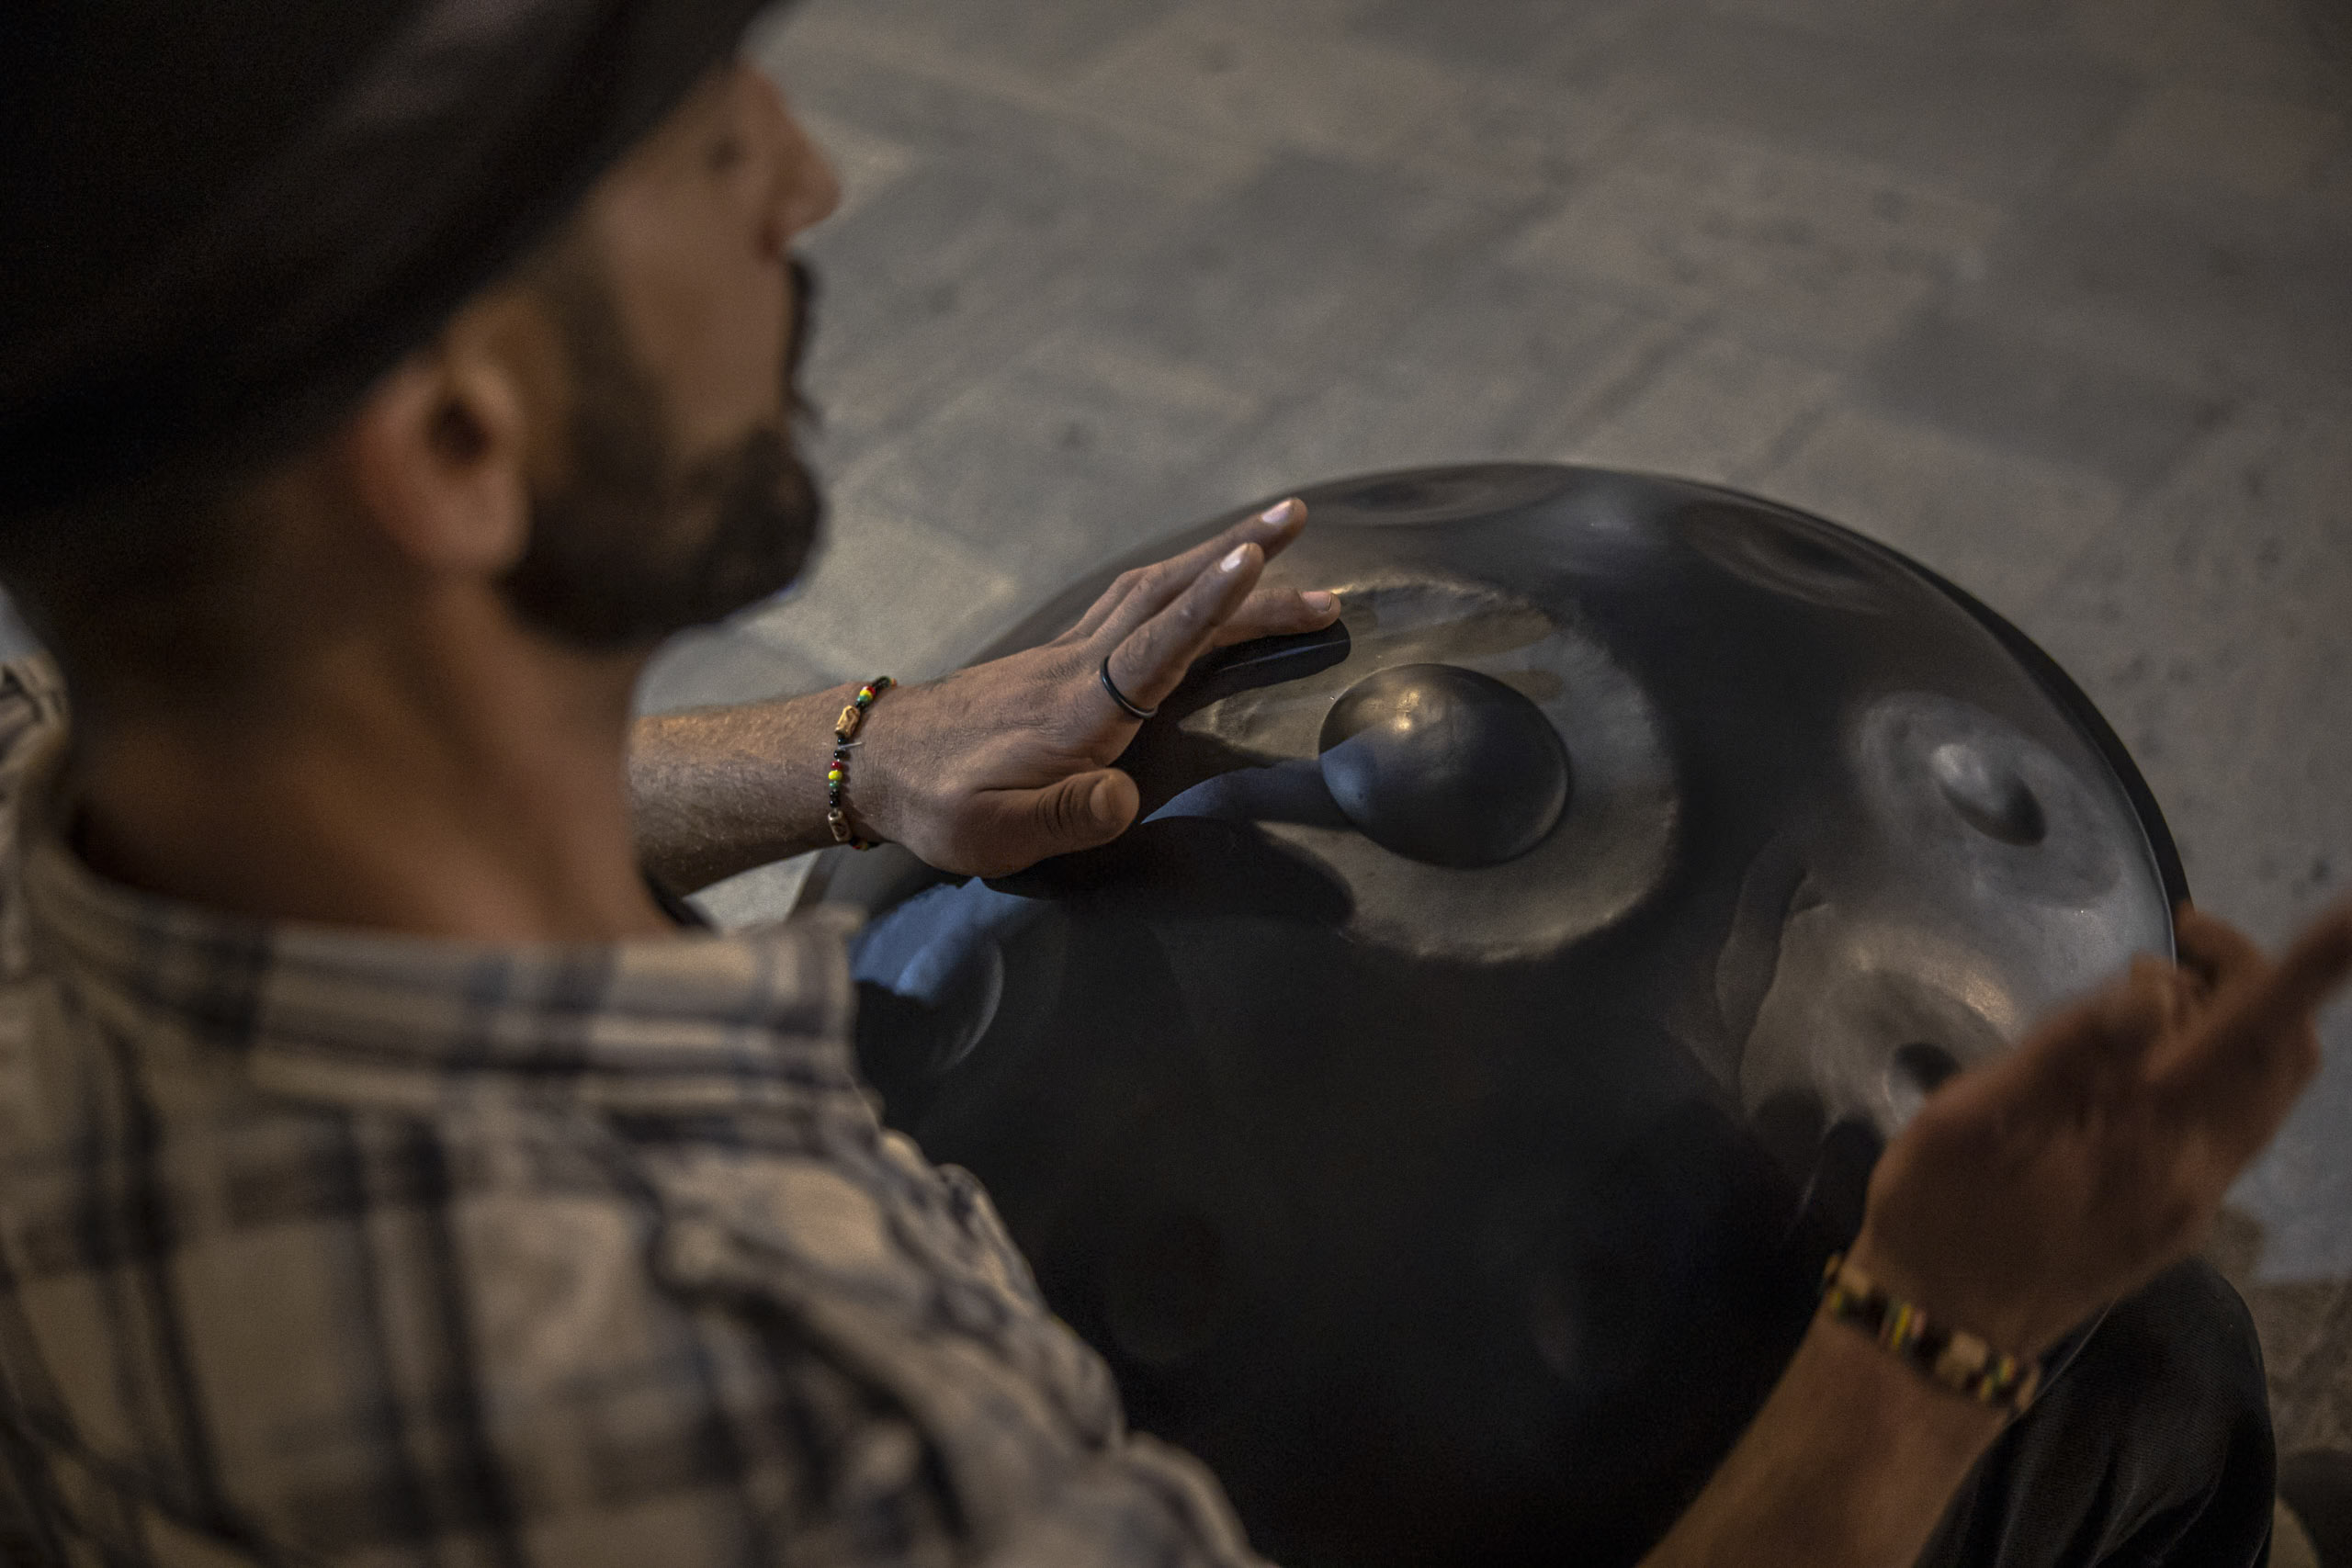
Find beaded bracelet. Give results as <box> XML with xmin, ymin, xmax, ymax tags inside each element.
<box><xmin>1820</xmin><ymin>1254</ymin><xmax>2041</xmax><ymax>1415</ymax></box>
<box><xmin>826</xmin><ymin>677</ymin><xmax>895</xmax><ymax>852</ymax></box>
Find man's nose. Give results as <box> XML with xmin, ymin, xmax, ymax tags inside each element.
<box><xmin>744</xmin><ymin>66</ymin><xmax>841</xmax><ymax>259</ymax></box>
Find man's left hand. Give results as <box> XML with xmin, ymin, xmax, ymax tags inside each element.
<box><xmin>856</xmin><ymin>498</ymin><xmax>1338</xmax><ymax>878</ymax></box>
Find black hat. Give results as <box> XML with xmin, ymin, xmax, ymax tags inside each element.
<box><xmin>0</xmin><ymin>0</ymin><xmax>777</xmax><ymax>521</ymax></box>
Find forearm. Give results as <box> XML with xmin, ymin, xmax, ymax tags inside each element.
<box><xmin>628</xmin><ymin>682</ymin><xmax>861</xmax><ymax>893</ymax></box>
<box><xmin>1638</xmin><ymin>1314</ymin><xmax>2005</xmax><ymax>1568</ymax></box>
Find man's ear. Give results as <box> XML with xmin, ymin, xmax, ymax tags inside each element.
<box><xmin>337</xmin><ymin>315</ymin><xmax>543</xmax><ymax>579</ymax></box>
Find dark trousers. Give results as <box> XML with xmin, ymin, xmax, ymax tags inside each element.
<box><xmin>1920</xmin><ymin>1260</ymin><xmax>2275</xmax><ymax>1568</ymax></box>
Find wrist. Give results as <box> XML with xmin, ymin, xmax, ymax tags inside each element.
<box><xmin>826</xmin><ymin>678</ymin><xmax>900</xmax><ymax>852</ymax></box>
<box><xmin>1821</xmin><ymin>1251</ymin><xmax>2042</xmax><ymax>1416</ymax></box>
<box><xmin>1798</xmin><ymin>1309</ymin><xmax>2010</xmax><ymax>1459</ymax></box>
<box><xmin>1843</xmin><ymin>1231</ymin><xmax>2064</xmax><ymax>1363</ymax></box>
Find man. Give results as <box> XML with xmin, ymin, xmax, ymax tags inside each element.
<box><xmin>0</xmin><ymin>3</ymin><xmax>2346</xmax><ymax>1564</ymax></box>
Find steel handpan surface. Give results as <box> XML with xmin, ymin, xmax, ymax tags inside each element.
<box><xmin>822</xmin><ymin>465</ymin><xmax>2179</xmax><ymax>1568</ymax></box>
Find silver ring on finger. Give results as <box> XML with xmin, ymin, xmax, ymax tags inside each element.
<box><xmin>1099</xmin><ymin>655</ymin><xmax>1159</xmax><ymax>721</ymax></box>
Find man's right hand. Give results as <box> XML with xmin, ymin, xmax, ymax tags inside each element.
<box><xmin>1849</xmin><ymin>899</ymin><xmax>2352</xmax><ymax>1359</ymax></box>
<box><xmin>1643</xmin><ymin>900</ymin><xmax>2352</xmax><ymax>1568</ymax></box>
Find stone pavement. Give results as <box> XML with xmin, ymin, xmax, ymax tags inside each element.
<box><xmin>684</xmin><ymin>0</ymin><xmax>2350</xmax><ymax>1464</ymax></box>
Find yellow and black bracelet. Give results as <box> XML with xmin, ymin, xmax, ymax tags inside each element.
<box><xmin>826</xmin><ymin>677</ymin><xmax>895</xmax><ymax>851</ymax></box>
<box><xmin>1820</xmin><ymin>1254</ymin><xmax>2041</xmax><ymax>1415</ymax></box>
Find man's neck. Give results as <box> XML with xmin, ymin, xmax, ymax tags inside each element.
<box><xmin>66</xmin><ymin>605</ymin><xmax>676</xmax><ymax>943</ymax></box>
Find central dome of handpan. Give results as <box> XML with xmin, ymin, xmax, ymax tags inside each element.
<box><xmin>825</xmin><ymin>465</ymin><xmax>2179</xmax><ymax>1568</ymax></box>
<box><xmin>1317</xmin><ymin>662</ymin><xmax>1571</xmax><ymax>868</ymax></box>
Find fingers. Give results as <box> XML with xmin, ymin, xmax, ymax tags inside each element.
<box><xmin>2174</xmin><ymin>904</ymin><xmax>2263</xmax><ymax>998</ymax></box>
<box><xmin>1067</xmin><ymin>567</ymin><xmax>1153</xmax><ymax>645</ymax></box>
<box><xmin>963</xmin><ymin>770</ymin><xmax>1139</xmax><ymax>875</ymax></box>
<box><xmin>1104</xmin><ymin>538</ymin><xmax>1270</xmax><ymax>715</ymax></box>
<box><xmin>2188</xmin><ymin>901</ymin><xmax>2352</xmax><ymax>1071</ymax></box>
<box><xmin>1069</xmin><ymin>499</ymin><xmax>1308</xmax><ymax>647</ymax></box>
<box><xmin>1206</xmin><ymin>583</ymin><xmax>1344</xmax><ymax>649</ymax></box>
<box><xmin>1033</xmin><ymin>769</ymin><xmax>1139</xmax><ymax>854</ymax></box>
<box><xmin>2240</xmin><ymin>901</ymin><xmax>2352</xmax><ymax>1026</ymax></box>
<box><xmin>2155</xmin><ymin>898</ymin><xmax>2352</xmax><ymax>1158</ymax></box>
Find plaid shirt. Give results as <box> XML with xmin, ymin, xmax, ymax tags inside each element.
<box><xmin>0</xmin><ymin>660</ymin><xmax>1264</xmax><ymax>1567</ymax></box>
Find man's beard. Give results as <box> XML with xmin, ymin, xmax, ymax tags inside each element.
<box><xmin>499</xmin><ymin>256</ymin><xmax>825</xmax><ymax>649</ymax></box>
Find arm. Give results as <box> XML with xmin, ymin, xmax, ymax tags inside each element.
<box><xmin>629</xmin><ymin>681</ymin><xmax>869</xmax><ymax>891</ymax></box>
<box><xmin>629</xmin><ymin>499</ymin><xmax>1340</xmax><ymax>892</ymax></box>
<box><xmin>1643</xmin><ymin>901</ymin><xmax>2352</xmax><ymax>1568</ymax></box>
<box><xmin>1640</xmin><ymin>1314</ymin><xmax>2005</xmax><ymax>1568</ymax></box>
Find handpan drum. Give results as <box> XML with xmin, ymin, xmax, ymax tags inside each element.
<box><xmin>815</xmin><ymin>465</ymin><xmax>2182</xmax><ymax>1568</ymax></box>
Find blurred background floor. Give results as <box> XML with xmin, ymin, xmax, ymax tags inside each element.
<box><xmin>656</xmin><ymin>0</ymin><xmax>2352</xmax><ymax>1464</ymax></box>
